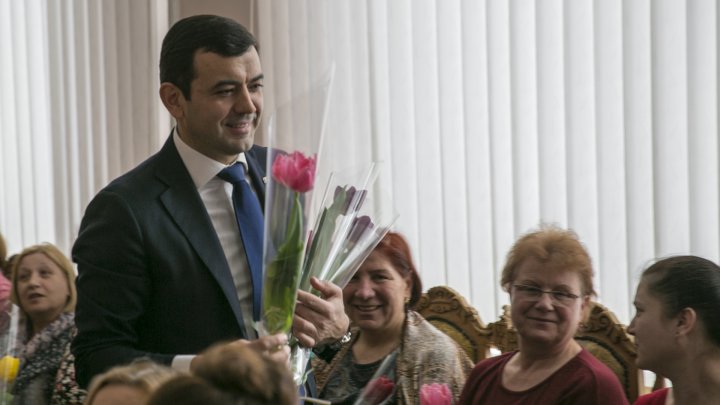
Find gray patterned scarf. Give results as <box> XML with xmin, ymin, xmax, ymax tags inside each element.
<box><xmin>12</xmin><ymin>312</ymin><xmax>74</xmax><ymax>402</ymax></box>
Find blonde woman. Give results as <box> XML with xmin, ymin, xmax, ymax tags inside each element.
<box><xmin>10</xmin><ymin>243</ymin><xmax>83</xmax><ymax>404</ymax></box>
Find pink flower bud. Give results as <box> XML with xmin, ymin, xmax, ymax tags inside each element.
<box><xmin>363</xmin><ymin>375</ymin><xmax>395</xmax><ymax>405</ymax></box>
<box><xmin>420</xmin><ymin>383</ymin><xmax>452</xmax><ymax>405</ymax></box>
<box><xmin>271</xmin><ymin>151</ymin><xmax>316</xmax><ymax>193</ymax></box>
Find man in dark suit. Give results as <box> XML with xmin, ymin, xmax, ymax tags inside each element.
<box><xmin>72</xmin><ymin>15</ymin><xmax>349</xmax><ymax>388</ymax></box>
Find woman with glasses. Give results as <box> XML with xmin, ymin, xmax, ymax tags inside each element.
<box><xmin>629</xmin><ymin>256</ymin><xmax>720</xmax><ymax>405</ymax></box>
<box><xmin>459</xmin><ymin>225</ymin><xmax>628</xmax><ymax>404</ymax></box>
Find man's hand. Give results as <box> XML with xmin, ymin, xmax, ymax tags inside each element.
<box><xmin>293</xmin><ymin>277</ymin><xmax>350</xmax><ymax>348</ymax></box>
<box><xmin>189</xmin><ymin>333</ymin><xmax>289</xmax><ymax>372</ymax></box>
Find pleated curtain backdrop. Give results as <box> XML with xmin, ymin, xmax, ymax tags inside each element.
<box><xmin>0</xmin><ymin>0</ymin><xmax>169</xmax><ymax>256</ymax></box>
<box><xmin>256</xmin><ymin>0</ymin><xmax>719</xmax><ymax>324</ymax></box>
<box><xmin>0</xmin><ymin>0</ymin><xmax>55</xmax><ymax>256</ymax></box>
<box><xmin>1</xmin><ymin>0</ymin><xmax>718</xmax><ymax>325</ymax></box>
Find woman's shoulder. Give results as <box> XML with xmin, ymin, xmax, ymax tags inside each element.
<box><xmin>573</xmin><ymin>348</ymin><xmax>623</xmax><ymax>382</ymax></box>
<box><xmin>633</xmin><ymin>388</ymin><xmax>669</xmax><ymax>405</ymax></box>
<box><xmin>406</xmin><ymin>311</ymin><xmax>459</xmax><ymax>344</ymax></box>
<box><xmin>560</xmin><ymin>348</ymin><xmax>629</xmax><ymax>404</ymax></box>
<box><xmin>404</xmin><ymin>311</ymin><xmax>469</xmax><ymax>358</ymax></box>
<box><xmin>470</xmin><ymin>351</ymin><xmax>515</xmax><ymax>372</ymax></box>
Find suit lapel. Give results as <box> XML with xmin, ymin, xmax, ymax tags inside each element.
<box><xmin>245</xmin><ymin>146</ymin><xmax>267</xmax><ymax>208</ymax></box>
<box><xmin>154</xmin><ymin>138</ymin><xmax>247</xmax><ymax>334</ymax></box>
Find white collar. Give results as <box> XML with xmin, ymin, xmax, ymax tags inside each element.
<box><xmin>173</xmin><ymin>129</ymin><xmax>249</xmax><ymax>189</ymax></box>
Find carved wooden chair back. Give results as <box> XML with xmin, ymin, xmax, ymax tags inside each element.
<box><xmin>416</xmin><ymin>286</ymin><xmax>492</xmax><ymax>363</ymax></box>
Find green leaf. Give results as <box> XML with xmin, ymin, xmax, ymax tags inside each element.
<box><xmin>300</xmin><ymin>187</ymin><xmax>350</xmax><ymax>291</ymax></box>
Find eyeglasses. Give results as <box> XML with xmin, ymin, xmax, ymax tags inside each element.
<box><xmin>512</xmin><ymin>284</ymin><xmax>581</xmax><ymax>305</ymax></box>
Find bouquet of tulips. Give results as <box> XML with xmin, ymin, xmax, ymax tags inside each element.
<box><xmin>289</xmin><ymin>163</ymin><xmax>397</xmax><ymax>384</ymax></box>
<box><xmin>301</xmin><ymin>162</ymin><xmax>396</xmax><ymax>293</ymax></box>
<box><xmin>256</xmin><ymin>65</ymin><xmax>397</xmax><ymax>386</ymax></box>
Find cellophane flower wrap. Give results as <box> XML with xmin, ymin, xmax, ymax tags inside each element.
<box><xmin>257</xmin><ymin>68</ymin><xmax>334</xmax><ymax>339</ymax></box>
<box><xmin>260</xmin><ymin>152</ymin><xmax>317</xmax><ymax>335</ymax></box>
<box><xmin>300</xmin><ymin>162</ymin><xmax>398</xmax><ymax>293</ymax></box>
<box><xmin>288</xmin><ymin>163</ymin><xmax>397</xmax><ymax>384</ymax></box>
<box><xmin>353</xmin><ymin>351</ymin><xmax>398</xmax><ymax>405</ymax></box>
<box><xmin>0</xmin><ymin>303</ymin><xmax>20</xmax><ymax>404</ymax></box>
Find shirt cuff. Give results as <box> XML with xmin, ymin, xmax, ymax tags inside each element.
<box><xmin>171</xmin><ymin>355</ymin><xmax>195</xmax><ymax>372</ymax></box>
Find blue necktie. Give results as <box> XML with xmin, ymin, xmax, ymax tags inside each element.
<box><xmin>218</xmin><ymin>163</ymin><xmax>264</xmax><ymax>321</ymax></box>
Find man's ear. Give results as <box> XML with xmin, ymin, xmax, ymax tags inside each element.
<box><xmin>676</xmin><ymin>307</ymin><xmax>697</xmax><ymax>337</ymax></box>
<box><xmin>159</xmin><ymin>83</ymin><xmax>186</xmax><ymax>120</ymax></box>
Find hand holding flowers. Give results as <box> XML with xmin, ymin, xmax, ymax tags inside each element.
<box><xmin>292</xmin><ymin>277</ymin><xmax>349</xmax><ymax>348</ymax></box>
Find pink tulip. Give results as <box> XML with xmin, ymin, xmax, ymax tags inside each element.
<box><xmin>363</xmin><ymin>375</ymin><xmax>395</xmax><ymax>405</ymax></box>
<box><xmin>271</xmin><ymin>151</ymin><xmax>316</xmax><ymax>193</ymax></box>
<box><xmin>420</xmin><ymin>383</ymin><xmax>452</xmax><ymax>405</ymax></box>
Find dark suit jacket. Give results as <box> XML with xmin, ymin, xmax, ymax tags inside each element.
<box><xmin>71</xmin><ymin>136</ymin><xmax>267</xmax><ymax>387</ymax></box>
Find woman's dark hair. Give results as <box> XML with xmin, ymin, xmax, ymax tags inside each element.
<box><xmin>642</xmin><ymin>255</ymin><xmax>720</xmax><ymax>346</ymax></box>
<box><xmin>371</xmin><ymin>232</ymin><xmax>423</xmax><ymax>308</ymax></box>
<box><xmin>159</xmin><ymin>14</ymin><xmax>258</xmax><ymax>99</ymax></box>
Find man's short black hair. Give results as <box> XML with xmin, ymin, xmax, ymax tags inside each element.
<box><xmin>159</xmin><ymin>15</ymin><xmax>258</xmax><ymax>100</ymax></box>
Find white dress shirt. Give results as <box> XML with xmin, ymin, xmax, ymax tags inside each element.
<box><xmin>171</xmin><ymin>130</ymin><xmax>260</xmax><ymax>370</ymax></box>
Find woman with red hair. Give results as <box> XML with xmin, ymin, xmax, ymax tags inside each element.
<box><xmin>313</xmin><ymin>232</ymin><xmax>472</xmax><ymax>404</ymax></box>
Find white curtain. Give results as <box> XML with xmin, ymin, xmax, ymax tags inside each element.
<box><xmin>2</xmin><ymin>0</ymin><xmax>717</xmax><ymax>326</ymax></box>
<box><xmin>256</xmin><ymin>0</ymin><xmax>719</xmax><ymax>324</ymax></box>
<box><xmin>0</xmin><ymin>0</ymin><xmax>169</xmax><ymax>256</ymax></box>
<box><xmin>0</xmin><ymin>0</ymin><xmax>55</xmax><ymax>256</ymax></box>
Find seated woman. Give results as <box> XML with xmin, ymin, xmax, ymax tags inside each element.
<box><xmin>147</xmin><ymin>343</ymin><xmax>297</xmax><ymax>405</ymax></box>
<box><xmin>458</xmin><ymin>225</ymin><xmax>628</xmax><ymax>405</ymax></box>
<box><xmin>9</xmin><ymin>243</ymin><xmax>84</xmax><ymax>404</ymax></box>
<box><xmin>630</xmin><ymin>255</ymin><xmax>720</xmax><ymax>405</ymax></box>
<box><xmin>85</xmin><ymin>360</ymin><xmax>181</xmax><ymax>405</ymax></box>
<box><xmin>314</xmin><ymin>232</ymin><xmax>472</xmax><ymax>404</ymax></box>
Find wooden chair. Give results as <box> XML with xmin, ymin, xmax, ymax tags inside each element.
<box><xmin>575</xmin><ymin>301</ymin><xmax>643</xmax><ymax>402</ymax></box>
<box><xmin>415</xmin><ymin>286</ymin><xmax>492</xmax><ymax>363</ymax></box>
<box><xmin>486</xmin><ymin>302</ymin><xmax>644</xmax><ymax>403</ymax></box>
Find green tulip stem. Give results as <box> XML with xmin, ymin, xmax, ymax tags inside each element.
<box><xmin>262</xmin><ymin>192</ymin><xmax>305</xmax><ymax>335</ymax></box>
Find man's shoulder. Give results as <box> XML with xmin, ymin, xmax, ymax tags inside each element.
<box><xmin>103</xmin><ymin>141</ymin><xmax>184</xmax><ymax>196</ymax></box>
<box><xmin>102</xmin><ymin>152</ymin><xmax>165</xmax><ymax>195</ymax></box>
